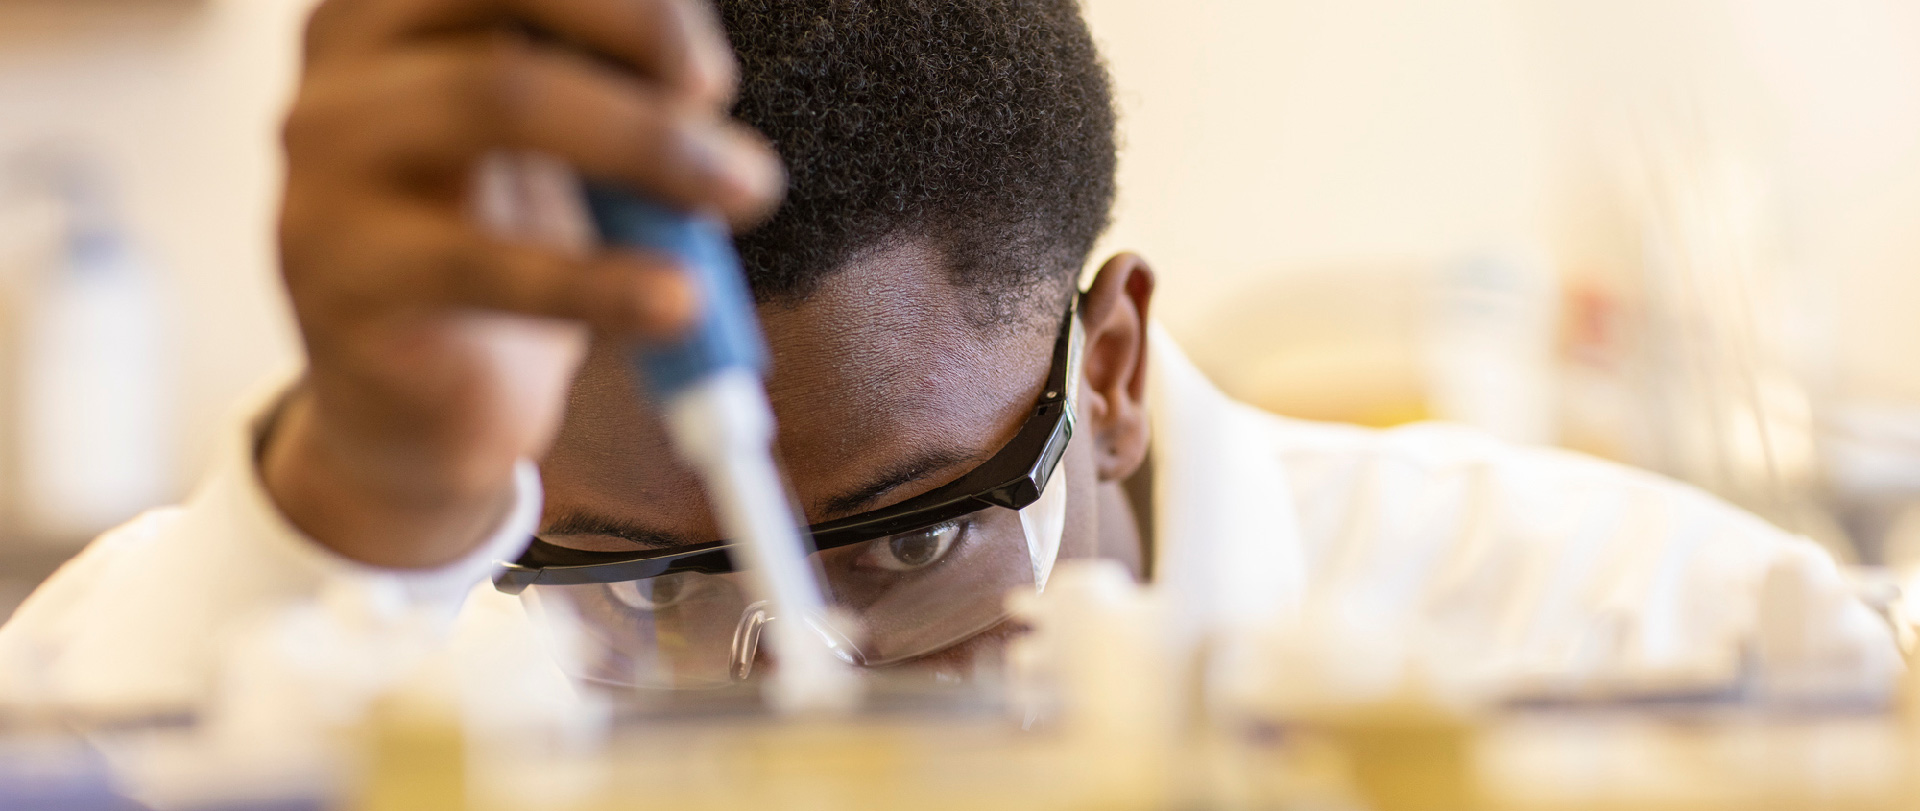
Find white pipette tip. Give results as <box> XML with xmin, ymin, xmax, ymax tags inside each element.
<box><xmin>667</xmin><ymin>370</ymin><xmax>862</xmax><ymax>714</ymax></box>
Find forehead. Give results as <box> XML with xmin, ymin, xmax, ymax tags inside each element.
<box><xmin>541</xmin><ymin>240</ymin><xmax>1055</xmax><ymax>539</ymax></box>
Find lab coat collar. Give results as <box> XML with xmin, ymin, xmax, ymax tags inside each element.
<box><xmin>1144</xmin><ymin>327</ymin><xmax>1308</xmax><ymax>637</ymax></box>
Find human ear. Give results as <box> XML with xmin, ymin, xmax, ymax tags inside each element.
<box><xmin>1076</xmin><ymin>252</ymin><xmax>1155</xmax><ymax>482</ymax></box>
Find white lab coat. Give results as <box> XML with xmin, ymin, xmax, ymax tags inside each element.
<box><xmin>0</xmin><ymin>330</ymin><xmax>1900</xmax><ymax>710</ymax></box>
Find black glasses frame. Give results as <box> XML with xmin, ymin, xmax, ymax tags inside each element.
<box><xmin>493</xmin><ymin>305</ymin><xmax>1078</xmax><ymax>595</ymax></box>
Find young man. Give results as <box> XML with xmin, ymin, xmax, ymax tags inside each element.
<box><xmin>0</xmin><ymin>0</ymin><xmax>1899</xmax><ymax>705</ymax></box>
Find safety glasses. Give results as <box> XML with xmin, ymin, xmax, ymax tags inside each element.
<box><xmin>497</xmin><ymin>306</ymin><xmax>1083</xmax><ymax>688</ymax></box>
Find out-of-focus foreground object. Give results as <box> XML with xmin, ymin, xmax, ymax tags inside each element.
<box><xmin>2</xmin><ymin>558</ymin><xmax>1917</xmax><ymax>811</ymax></box>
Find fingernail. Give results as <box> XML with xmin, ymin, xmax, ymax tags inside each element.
<box><xmin>639</xmin><ymin>268</ymin><xmax>700</xmax><ymax>334</ymax></box>
<box><xmin>689</xmin><ymin>48</ymin><xmax>737</xmax><ymax>105</ymax></box>
<box><xmin>698</xmin><ymin>126</ymin><xmax>783</xmax><ymax>207</ymax></box>
<box><xmin>675</xmin><ymin>2</ymin><xmax>738</xmax><ymax>106</ymax></box>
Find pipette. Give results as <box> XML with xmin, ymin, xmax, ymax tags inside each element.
<box><xmin>582</xmin><ymin>184</ymin><xmax>858</xmax><ymax>713</ymax></box>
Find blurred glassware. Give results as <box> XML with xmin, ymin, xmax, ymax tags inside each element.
<box><xmin>0</xmin><ymin>147</ymin><xmax>175</xmax><ymax>543</ymax></box>
<box><xmin>1421</xmin><ymin>250</ymin><xmax>1560</xmax><ymax>446</ymax></box>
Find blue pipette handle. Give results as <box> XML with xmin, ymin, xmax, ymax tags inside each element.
<box><xmin>581</xmin><ymin>183</ymin><xmax>768</xmax><ymax>399</ymax></box>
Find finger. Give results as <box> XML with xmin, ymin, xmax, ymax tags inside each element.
<box><xmin>306</xmin><ymin>0</ymin><xmax>735</xmax><ymax>104</ymax></box>
<box><xmin>306</xmin><ymin>206</ymin><xmax>701</xmax><ymax>337</ymax></box>
<box><xmin>471</xmin><ymin>150</ymin><xmax>599</xmax><ymax>255</ymax></box>
<box><xmin>432</xmin><ymin>232</ymin><xmax>703</xmax><ymax>338</ymax></box>
<box><xmin>292</xmin><ymin>39</ymin><xmax>780</xmax><ymax>222</ymax></box>
<box><xmin>446</xmin><ymin>243</ymin><xmax>702</xmax><ymax>339</ymax></box>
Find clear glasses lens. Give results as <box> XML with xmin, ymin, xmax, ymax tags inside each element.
<box><xmin>529</xmin><ymin>503</ymin><xmax>1041</xmax><ymax>688</ymax></box>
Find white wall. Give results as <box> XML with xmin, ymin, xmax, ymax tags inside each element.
<box><xmin>1085</xmin><ymin>0</ymin><xmax>1553</xmax><ymax>333</ymax></box>
<box><xmin>1087</xmin><ymin>0</ymin><xmax>1920</xmax><ymax>409</ymax></box>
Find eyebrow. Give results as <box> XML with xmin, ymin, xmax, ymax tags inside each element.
<box><xmin>541</xmin><ymin>511</ymin><xmax>699</xmax><ymax>550</ymax></box>
<box><xmin>815</xmin><ymin>446</ymin><xmax>987</xmax><ymax>517</ymax></box>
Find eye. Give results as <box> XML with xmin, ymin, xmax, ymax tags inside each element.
<box><xmin>862</xmin><ymin>521</ymin><xmax>963</xmax><ymax>572</ymax></box>
<box><xmin>607</xmin><ymin>574</ymin><xmax>694</xmax><ymax>610</ymax></box>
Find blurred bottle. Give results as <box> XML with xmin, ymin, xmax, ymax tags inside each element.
<box><xmin>1421</xmin><ymin>251</ymin><xmax>1560</xmax><ymax>446</ymax></box>
<box><xmin>7</xmin><ymin>156</ymin><xmax>173</xmax><ymax>541</ymax></box>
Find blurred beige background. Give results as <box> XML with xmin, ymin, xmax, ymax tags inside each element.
<box><xmin>4</xmin><ymin>0</ymin><xmax>1920</xmax><ymax>564</ymax></box>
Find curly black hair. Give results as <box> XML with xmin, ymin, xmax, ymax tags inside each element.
<box><xmin>719</xmin><ymin>0</ymin><xmax>1117</xmax><ymax>329</ymax></box>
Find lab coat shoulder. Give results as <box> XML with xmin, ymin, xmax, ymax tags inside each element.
<box><xmin>0</xmin><ymin>507</ymin><xmax>190</xmax><ymax>703</ymax></box>
<box><xmin>0</xmin><ymin>456</ymin><xmax>332</xmax><ymax>708</ymax></box>
<box><xmin>1255</xmin><ymin>412</ymin><xmax>1897</xmax><ymax>684</ymax></box>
